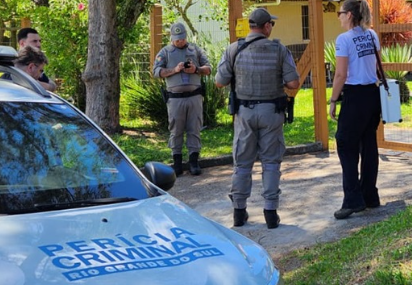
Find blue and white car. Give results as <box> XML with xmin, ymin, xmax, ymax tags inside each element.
<box><xmin>0</xmin><ymin>46</ymin><xmax>283</xmax><ymax>285</ymax></box>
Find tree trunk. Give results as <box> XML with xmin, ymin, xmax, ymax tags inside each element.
<box><xmin>83</xmin><ymin>0</ymin><xmax>122</xmax><ymax>134</ymax></box>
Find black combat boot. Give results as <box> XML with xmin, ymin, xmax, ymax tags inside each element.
<box><xmin>172</xmin><ymin>154</ymin><xmax>183</xmax><ymax>176</ymax></box>
<box><xmin>233</xmin><ymin>208</ymin><xmax>248</xmax><ymax>227</ymax></box>
<box><xmin>189</xmin><ymin>152</ymin><xmax>201</xmax><ymax>175</ymax></box>
<box><xmin>263</xmin><ymin>209</ymin><xmax>280</xmax><ymax>229</ymax></box>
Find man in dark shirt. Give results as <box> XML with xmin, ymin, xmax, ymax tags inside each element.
<box><xmin>17</xmin><ymin>28</ymin><xmax>56</xmax><ymax>91</ymax></box>
<box><xmin>1</xmin><ymin>46</ymin><xmax>49</xmax><ymax>82</ymax></box>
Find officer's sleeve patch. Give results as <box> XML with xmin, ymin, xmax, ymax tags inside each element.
<box><xmin>155</xmin><ymin>56</ymin><xmax>163</xmax><ymax>63</ymax></box>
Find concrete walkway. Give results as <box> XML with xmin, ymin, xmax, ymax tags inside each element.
<box><xmin>169</xmin><ymin>149</ymin><xmax>412</xmax><ymax>260</ymax></box>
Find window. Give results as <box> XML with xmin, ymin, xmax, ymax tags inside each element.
<box><xmin>0</xmin><ymin>101</ymin><xmax>152</xmax><ymax>214</ymax></box>
<box><xmin>302</xmin><ymin>5</ymin><xmax>309</xmax><ymax>40</ymax></box>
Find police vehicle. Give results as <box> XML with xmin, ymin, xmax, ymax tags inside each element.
<box><xmin>0</xmin><ymin>46</ymin><xmax>283</xmax><ymax>285</ymax></box>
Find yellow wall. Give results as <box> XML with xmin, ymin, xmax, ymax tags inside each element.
<box><xmin>260</xmin><ymin>1</ymin><xmax>344</xmax><ymax>46</ymax></box>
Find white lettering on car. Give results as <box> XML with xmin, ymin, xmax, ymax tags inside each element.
<box><xmin>37</xmin><ymin>227</ymin><xmax>224</xmax><ymax>281</ymax></box>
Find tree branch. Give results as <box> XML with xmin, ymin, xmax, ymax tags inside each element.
<box><xmin>168</xmin><ymin>0</ymin><xmax>198</xmax><ymax>36</ymax></box>
<box><xmin>116</xmin><ymin>0</ymin><xmax>150</xmax><ymax>41</ymax></box>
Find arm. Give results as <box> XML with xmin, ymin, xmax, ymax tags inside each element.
<box><xmin>215</xmin><ymin>82</ymin><xmax>227</xmax><ymax>88</ymax></box>
<box><xmin>281</xmin><ymin>47</ymin><xmax>300</xmax><ymax>90</ymax></box>
<box><xmin>159</xmin><ymin>64</ymin><xmax>184</xmax><ymax>78</ymax></box>
<box><xmin>285</xmin><ymin>79</ymin><xmax>299</xmax><ymax>89</ymax></box>
<box><xmin>329</xmin><ymin>56</ymin><xmax>348</xmax><ymax>121</ymax></box>
<box><xmin>190</xmin><ymin>45</ymin><xmax>211</xmax><ymax>76</ymax></box>
<box><xmin>181</xmin><ymin>61</ymin><xmax>211</xmax><ymax>76</ymax></box>
<box><xmin>195</xmin><ymin>65</ymin><xmax>211</xmax><ymax>76</ymax></box>
<box><xmin>153</xmin><ymin>47</ymin><xmax>185</xmax><ymax>79</ymax></box>
<box><xmin>39</xmin><ymin>79</ymin><xmax>56</xmax><ymax>92</ymax></box>
<box><xmin>215</xmin><ymin>46</ymin><xmax>235</xmax><ymax>88</ymax></box>
<box><xmin>38</xmin><ymin>73</ymin><xmax>57</xmax><ymax>92</ymax></box>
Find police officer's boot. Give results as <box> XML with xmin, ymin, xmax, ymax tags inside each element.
<box><xmin>189</xmin><ymin>152</ymin><xmax>201</xmax><ymax>175</ymax></box>
<box><xmin>233</xmin><ymin>208</ymin><xmax>248</xmax><ymax>227</ymax></box>
<box><xmin>172</xmin><ymin>154</ymin><xmax>183</xmax><ymax>177</ymax></box>
<box><xmin>263</xmin><ymin>209</ymin><xmax>280</xmax><ymax>229</ymax></box>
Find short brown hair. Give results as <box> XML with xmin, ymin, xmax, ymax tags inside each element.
<box><xmin>14</xmin><ymin>45</ymin><xmax>48</xmax><ymax>67</ymax></box>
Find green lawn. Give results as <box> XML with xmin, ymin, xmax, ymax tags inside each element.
<box><xmin>116</xmin><ymin>86</ymin><xmax>411</xmax><ymax>167</ymax></box>
<box><xmin>116</xmin><ymin>88</ymin><xmax>321</xmax><ymax>167</ymax></box>
<box><xmin>280</xmin><ymin>206</ymin><xmax>412</xmax><ymax>284</ymax></box>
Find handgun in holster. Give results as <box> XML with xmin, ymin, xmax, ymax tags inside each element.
<box><xmin>228</xmin><ymin>90</ymin><xmax>239</xmax><ymax>115</ymax></box>
<box><xmin>285</xmin><ymin>96</ymin><xmax>295</xmax><ymax>124</ymax></box>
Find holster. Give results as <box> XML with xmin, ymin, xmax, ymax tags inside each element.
<box><xmin>161</xmin><ymin>87</ymin><xmax>169</xmax><ymax>103</ymax></box>
<box><xmin>274</xmin><ymin>96</ymin><xmax>288</xmax><ymax>114</ymax></box>
<box><xmin>272</xmin><ymin>95</ymin><xmax>293</xmax><ymax>124</ymax></box>
<box><xmin>228</xmin><ymin>90</ymin><xmax>239</xmax><ymax>115</ymax></box>
<box><xmin>201</xmin><ymin>78</ymin><xmax>206</xmax><ymax>97</ymax></box>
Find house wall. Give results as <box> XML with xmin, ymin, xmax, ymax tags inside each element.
<box><xmin>165</xmin><ymin>1</ymin><xmax>349</xmax><ymax>47</ymax></box>
<box><xmin>265</xmin><ymin>1</ymin><xmax>343</xmax><ymax>46</ymax></box>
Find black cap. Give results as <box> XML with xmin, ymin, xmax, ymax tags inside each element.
<box><xmin>249</xmin><ymin>8</ymin><xmax>278</xmax><ymax>26</ymax></box>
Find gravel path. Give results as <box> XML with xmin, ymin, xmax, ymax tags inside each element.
<box><xmin>169</xmin><ymin>150</ymin><xmax>412</xmax><ymax>262</ymax></box>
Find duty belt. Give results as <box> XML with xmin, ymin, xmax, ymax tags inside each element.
<box><xmin>239</xmin><ymin>99</ymin><xmax>277</xmax><ymax>108</ymax></box>
<box><xmin>167</xmin><ymin>87</ymin><xmax>202</xmax><ymax>98</ymax></box>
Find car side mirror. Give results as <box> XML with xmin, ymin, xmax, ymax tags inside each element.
<box><xmin>141</xmin><ymin>162</ymin><xmax>176</xmax><ymax>191</ymax></box>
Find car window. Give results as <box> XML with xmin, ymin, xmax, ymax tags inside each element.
<box><xmin>0</xmin><ymin>101</ymin><xmax>151</xmax><ymax>214</ymax></box>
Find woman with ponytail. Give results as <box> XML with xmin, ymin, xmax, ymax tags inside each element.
<box><xmin>329</xmin><ymin>0</ymin><xmax>382</xmax><ymax>219</ymax></box>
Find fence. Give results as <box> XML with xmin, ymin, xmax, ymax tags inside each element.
<box><xmin>372</xmin><ymin>0</ymin><xmax>412</xmax><ymax>152</ymax></box>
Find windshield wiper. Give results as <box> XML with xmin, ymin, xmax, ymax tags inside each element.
<box><xmin>7</xmin><ymin>197</ymin><xmax>138</xmax><ymax>214</ymax></box>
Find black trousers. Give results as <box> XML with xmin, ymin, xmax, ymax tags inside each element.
<box><xmin>335</xmin><ymin>84</ymin><xmax>381</xmax><ymax>209</ymax></box>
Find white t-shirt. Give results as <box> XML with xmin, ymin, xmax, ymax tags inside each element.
<box><xmin>335</xmin><ymin>26</ymin><xmax>380</xmax><ymax>85</ymax></box>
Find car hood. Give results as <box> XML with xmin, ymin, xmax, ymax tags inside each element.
<box><xmin>0</xmin><ymin>194</ymin><xmax>279</xmax><ymax>285</ymax></box>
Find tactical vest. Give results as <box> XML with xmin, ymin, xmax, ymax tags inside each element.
<box><xmin>164</xmin><ymin>44</ymin><xmax>202</xmax><ymax>88</ymax></box>
<box><xmin>234</xmin><ymin>38</ymin><xmax>284</xmax><ymax>100</ymax></box>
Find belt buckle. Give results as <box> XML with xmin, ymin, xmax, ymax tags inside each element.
<box><xmin>248</xmin><ymin>101</ymin><xmax>255</xmax><ymax>109</ymax></box>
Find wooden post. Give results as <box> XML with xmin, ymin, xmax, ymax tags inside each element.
<box><xmin>228</xmin><ymin>0</ymin><xmax>243</xmax><ymax>43</ymax></box>
<box><xmin>150</xmin><ymin>4</ymin><xmax>163</xmax><ymax>72</ymax></box>
<box><xmin>309</xmin><ymin>0</ymin><xmax>329</xmax><ymax>151</ymax></box>
<box><xmin>10</xmin><ymin>20</ymin><xmax>17</xmax><ymax>49</ymax></box>
<box><xmin>0</xmin><ymin>22</ymin><xmax>4</xmax><ymax>45</ymax></box>
<box><xmin>20</xmin><ymin>18</ymin><xmax>31</xmax><ymax>28</ymax></box>
<box><xmin>372</xmin><ymin>0</ymin><xmax>386</xmax><ymax>147</ymax></box>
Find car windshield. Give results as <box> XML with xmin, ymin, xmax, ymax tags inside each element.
<box><xmin>0</xmin><ymin>101</ymin><xmax>152</xmax><ymax>214</ymax></box>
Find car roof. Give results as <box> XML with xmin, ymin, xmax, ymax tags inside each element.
<box><xmin>0</xmin><ymin>79</ymin><xmax>61</xmax><ymax>103</ymax></box>
<box><xmin>0</xmin><ymin>45</ymin><xmax>64</xmax><ymax>104</ymax></box>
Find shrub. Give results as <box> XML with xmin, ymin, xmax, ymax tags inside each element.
<box><xmin>202</xmin><ymin>74</ymin><xmax>227</xmax><ymax>127</ymax></box>
<box><xmin>367</xmin><ymin>0</ymin><xmax>412</xmax><ymax>47</ymax></box>
<box><xmin>120</xmin><ymin>71</ymin><xmax>168</xmax><ymax>130</ymax></box>
<box><xmin>120</xmin><ymin>29</ymin><xmax>228</xmax><ymax>130</ymax></box>
<box><xmin>195</xmin><ymin>32</ymin><xmax>228</xmax><ymax>127</ymax></box>
<box><xmin>120</xmin><ymin>68</ymin><xmax>228</xmax><ymax>130</ymax></box>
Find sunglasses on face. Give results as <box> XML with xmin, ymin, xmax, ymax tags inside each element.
<box><xmin>337</xmin><ymin>11</ymin><xmax>348</xmax><ymax>17</ymax></box>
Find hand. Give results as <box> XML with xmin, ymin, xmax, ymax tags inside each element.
<box><xmin>183</xmin><ymin>62</ymin><xmax>197</xmax><ymax>74</ymax></box>
<box><xmin>174</xmin><ymin>62</ymin><xmax>185</xmax><ymax>73</ymax></box>
<box><xmin>329</xmin><ymin>102</ymin><xmax>337</xmax><ymax>121</ymax></box>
